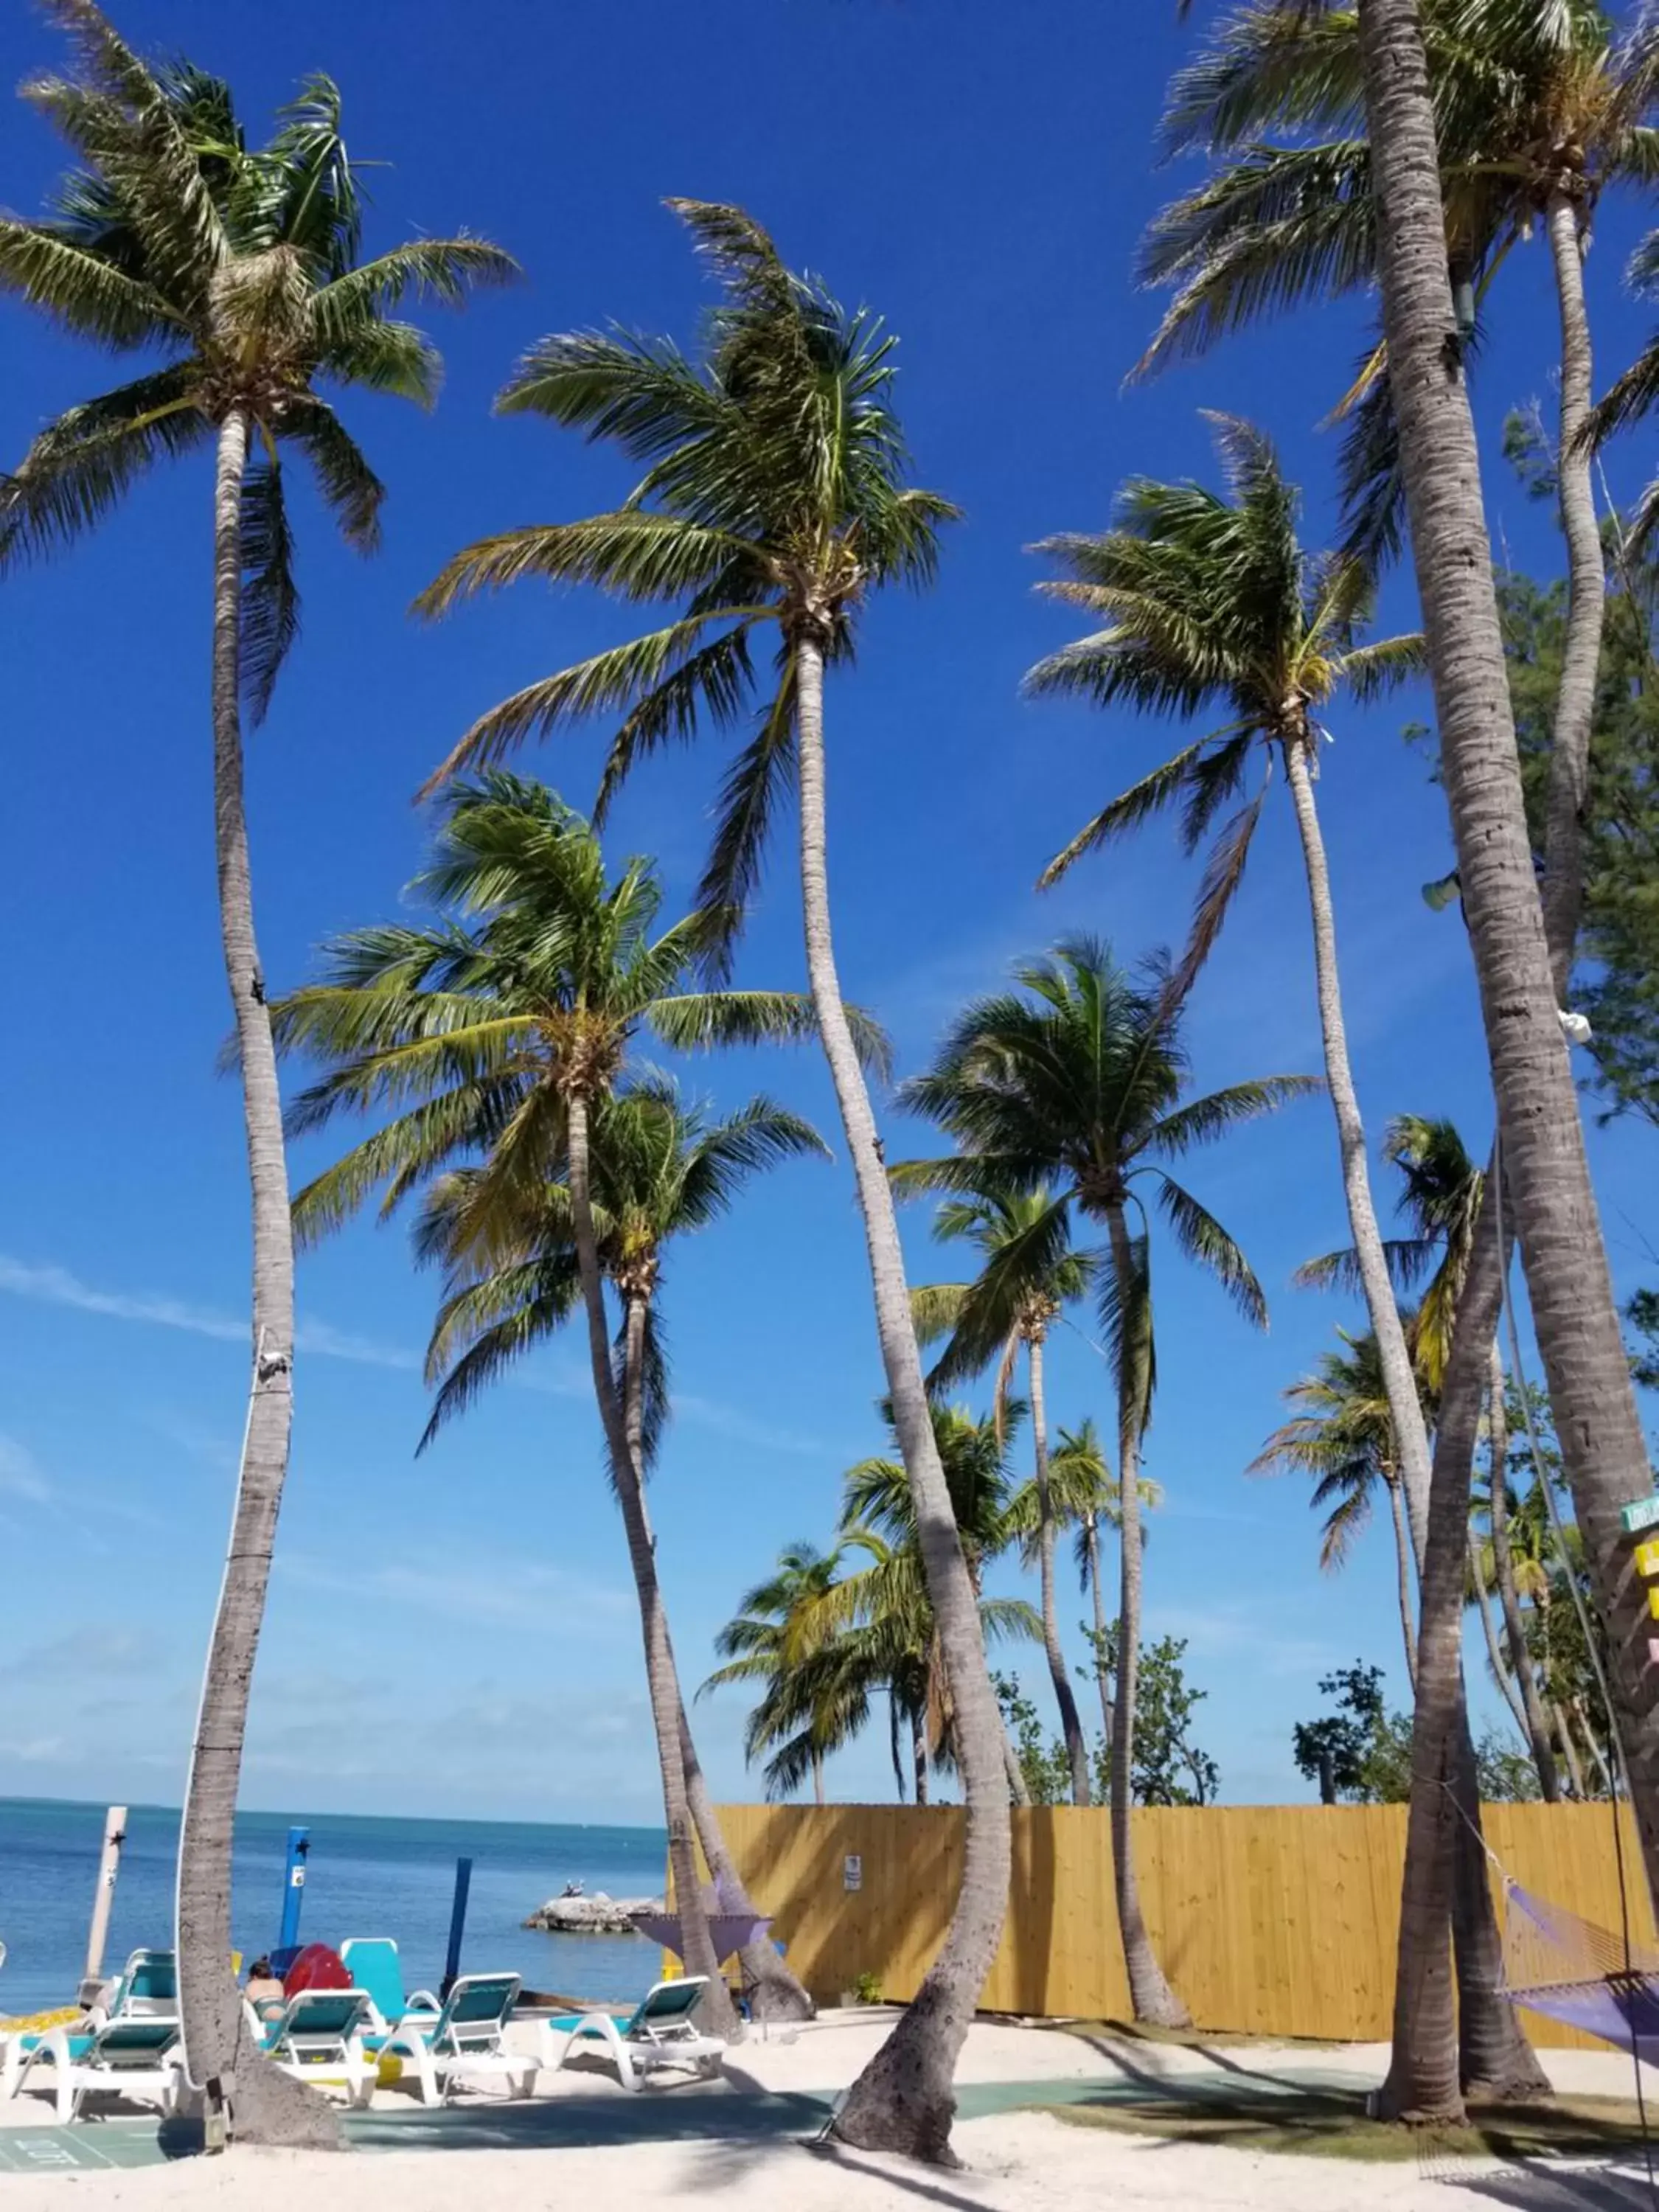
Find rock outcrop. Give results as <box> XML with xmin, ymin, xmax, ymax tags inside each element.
<box><xmin>523</xmin><ymin>1891</ymin><xmax>661</xmax><ymax>1935</ymax></box>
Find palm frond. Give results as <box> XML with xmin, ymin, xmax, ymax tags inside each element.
<box><xmin>0</xmin><ymin>365</ymin><xmax>205</xmax><ymax>569</ymax></box>
<box><xmin>240</xmin><ymin>442</ymin><xmax>298</xmax><ymax>725</ymax></box>
<box><xmin>1155</xmin><ymin>1174</ymin><xmax>1268</xmax><ymax>1329</ymax></box>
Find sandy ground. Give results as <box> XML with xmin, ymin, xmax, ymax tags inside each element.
<box><xmin>1</xmin><ymin>2012</ymin><xmax>1654</xmax><ymax>2211</ymax></box>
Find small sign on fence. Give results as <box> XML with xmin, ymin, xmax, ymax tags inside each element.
<box><xmin>1621</xmin><ymin>1494</ymin><xmax>1659</xmax><ymax>1537</ymax></box>
<box><xmin>844</xmin><ymin>1854</ymin><xmax>863</xmax><ymax>1893</ymax></box>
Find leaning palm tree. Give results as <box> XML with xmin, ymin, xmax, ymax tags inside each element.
<box><xmin>911</xmin><ymin>1185</ymin><xmax>1099</xmax><ymax>1803</ymax></box>
<box><xmin>273</xmin><ymin>775</ymin><xmax>855</xmax><ymax>2036</ymax></box>
<box><xmin>1029</xmin><ymin>417</ymin><xmax>1431</xmax><ymax>1594</ymax></box>
<box><xmin>416</xmin><ymin>1077</ymin><xmax>824</xmax><ymax>2023</ymax></box>
<box><xmin>0</xmin><ymin>4</ymin><xmax>514</xmax><ymax>2140</ymax></box>
<box><xmin>1335</xmin><ymin>0</ymin><xmax>1659</xmax><ymax>2124</ymax></box>
<box><xmin>1251</xmin><ymin>1325</ymin><xmax>1423</xmax><ymax>1687</ymax></box>
<box><xmin>411</xmin><ymin>200</ymin><xmax>997</xmax><ymax>2158</ymax></box>
<box><xmin>894</xmin><ymin>938</ymin><xmax>1316</xmax><ymax>2026</ymax></box>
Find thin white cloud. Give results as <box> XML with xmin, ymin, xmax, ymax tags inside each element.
<box><xmin>0</xmin><ymin>1255</ymin><xmax>417</xmax><ymax>1371</ymax></box>
<box><xmin>0</xmin><ymin>1434</ymin><xmax>52</xmax><ymax>1505</ymax></box>
<box><xmin>675</xmin><ymin>1394</ymin><xmax>834</xmax><ymax>1458</ymax></box>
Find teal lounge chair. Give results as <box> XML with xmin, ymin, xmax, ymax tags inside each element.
<box><xmin>247</xmin><ymin>1988</ymin><xmax>376</xmax><ymax>2108</ymax></box>
<box><xmin>372</xmin><ymin>1972</ymin><xmax>532</xmax><ymax>2106</ymax></box>
<box><xmin>0</xmin><ymin>1949</ymin><xmax>179</xmax><ymax>2099</ymax></box>
<box><xmin>542</xmin><ymin>1977</ymin><xmax>724</xmax><ymax>2092</ymax></box>
<box><xmin>340</xmin><ymin>1938</ymin><xmax>441</xmax><ymax>2034</ymax></box>
<box><xmin>6</xmin><ymin>2015</ymin><xmax>182</xmax><ymax>2123</ymax></box>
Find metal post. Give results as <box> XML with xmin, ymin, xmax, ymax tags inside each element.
<box><xmin>278</xmin><ymin>1827</ymin><xmax>310</xmax><ymax>1957</ymax></box>
<box><xmin>82</xmin><ymin>1805</ymin><xmax>127</xmax><ymax>1991</ymax></box>
<box><xmin>440</xmin><ymin>1857</ymin><xmax>473</xmax><ymax>2001</ymax></box>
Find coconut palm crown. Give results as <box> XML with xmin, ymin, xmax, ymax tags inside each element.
<box><xmin>271</xmin><ymin>771</ymin><xmax>880</xmax><ymax>1254</ymax></box>
<box><xmin>0</xmin><ymin>0</ymin><xmax>517</xmax><ymax>708</ymax></box>
<box><xmin>414</xmin><ymin>197</ymin><xmax>956</xmax><ymax>958</ymax></box>
<box><xmin>1029</xmin><ymin>415</ymin><xmax>1421</xmax><ymax>989</ymax></box>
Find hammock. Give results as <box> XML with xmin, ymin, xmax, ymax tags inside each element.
<box><xmin>1501</xmin><ymin>1880</ymin><xmax>1659</xmax><ymax>2062</ymax></box>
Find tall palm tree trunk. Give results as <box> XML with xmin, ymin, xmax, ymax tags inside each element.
<box><xmin>913</xmin><ymin>1715</ymin><xmax>931</xmax><ymax>1807</ymax></box>
<box><xmin>811</xmin><ymin>1750</ymin><xmax>825</xmax><ymax>1806</ymax></box>
<box><xmin>1104</xmin><ymin>1197</ymin><xmax>1189</xmax><ymax>2029</ymax></box>
<box><xmin>1085</xmin><ymin>1517</ymin><xmax>1114</xmax><ymax>1755</ymax></box>
<box><xmin>796</xmin><ymin>633</ymin><xmax>1011</xmax><ymax>2161</ymax></box>
<box><xmin>1487</xmin><ymin>1347</ymin><xmax>1559</xmax><ymax>1800</ymax></box>
<box><xmin>889</xmin><ymin>1693</ymin><xmax>907</xmax><ymax>1802</ymax></box>
<box><xmin>1382</xmin><ymin>1184</ymin><xmax>1548</xmax><ymax>2115</ymax></box>
<box><xmin>1541</xmin><ymin>186</ymin><xmax>1603</xmax><ymax>980</ymax></box>
<box><xmin>1358</xmin><ymin>0</ymin><xmax>1659</xmax><ymax>1903</ymax></box>
<box><xmin>1387</xmin><ymin>1478</ymin><xmax>1419</xmax><ymax>1694</ymax></box>
<box><xmin>565</xmin><ymin>1096</ymin><xmax>736</xmax><ymax>2041</ymax></box>
<box><xmin>1467</xmin><ymin>1528</ymin><xmax>1531</xmax><ymax>1745</ymax></box>
<box><xmin>1029</xmin><ymin>1337</ymin><xmax>1091</xmax><ymax>1805</ymax></box>
<box><xmin>175</xmin><ymin>409</ymin><xmax>333</xmax><ymax>2149</ymax></box>
<box><xmin>1281</xmin><ymin>731</ymin><xmax>1433</xmax><ymax>1544</ymax></box>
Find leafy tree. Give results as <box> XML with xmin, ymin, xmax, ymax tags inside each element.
<box><xmin>895</xmin><ymin>937</ymin><xmax>1311</xmax><ymax>2025</ymax></box>
<box><xmin>1487</xmin><ymin>489</ymin><xmax>1659</xmax><ymax>1131</ymax></box>
<box><xmin>992</xmin><ymin>1674</ymin><xmax>1073</xmax><ymax>1809</ymax></box>
<box><xmin>1630</xmin><ymin>1290</ymin><xmax>1659</xmax><ymax>1393</ymax></box>
<box><xmin>1293</xmin><ymin>1663</ymin><xmax>1411</xmax><ymax>1804</ymax></box>
<box><xmin>1088</xmin><ymin>1629</ymin><xmax>1220</xmax><ymax>1808</ymax></box>
<box><xmin>411</xmin><ymin>197</ymin><xmax>992</xmax><ymax>2161</ymax></box>
<box><xmin>0</xmin><ymin>3</ymin><xmax>513</xmax><ymax>2140</ymax></box>
<box><xmin>1026</xmin><ymin>417</ymin><xmax>1432</xmax><ymax>1596</ymax></box>
<box><xmin>701</xmin><ymin>1543</ymin><xmax>849</xmax><ymax>1804</ymax></box>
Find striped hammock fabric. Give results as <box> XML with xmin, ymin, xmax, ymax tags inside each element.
<box><xmin>1501</xmin><ymin>1882</ymin><xmax>1659</xmax><ymax>2061</ymax></box>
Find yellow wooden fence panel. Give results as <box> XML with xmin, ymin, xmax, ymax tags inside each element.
<box><xmin>703</xmin><ymin>1801</ymin><xmax>1650</xmax><ymax>2045</ymax></box>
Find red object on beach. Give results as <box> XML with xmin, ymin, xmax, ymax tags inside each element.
<box><xmin>283</xmin><ymin>1943</ymin><xmax>350</xmax><ymax>1996</ymax></box>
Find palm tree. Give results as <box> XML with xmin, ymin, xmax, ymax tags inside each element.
<box><xmin>894</xmin><ymin>938</ymin><xmax>1315</xmax><ymax>2026</ymax></box>
<box><xmin>700</xmin><ymin>1543</ymin><xmax>848</xmax><ymax>1804</ymax></box>
<box><xmin>1141</xmin><ymin>0</ymin><xmax>1659</xmax><ymax>963</ymax></box>
<box><xmin>911</xmin><ymin>1185</ymin><xmax>1099</xmax><ymax>1803</ymax></box>
<box><xmin>411</xmin><ymin>200</ymin><xmax>998</xmax><ymax>2159</ymax></box>
<box><xmin>1004</xmin><ymin>1417</ymin><xmax>1161</xmax><ymax>1754</ymax></box>
<box><xmin>1028</xmin><ymin>417</ymin><xmax>1431</xmax><ymax>1590</ymax></box>
<box><xmin>0</xmin><ymin>6</ymin><xmax>514</xmax><ymax>2139</ymax></box>
<box><xmin>841</xmin><ymin>1400</ymin><xmax>1043</xmax><ymax>1806</ymax></box>
<box><xmin>1342</xmin><ymin>0</ymin><xmax>1659</xmax><ymax>2122</ymax></box>
<box><xmin>1252</xmin><ymin>1325</ymin><xmax>1422</xmax><ymax>1689</ymax></box>
<box><xmin>1301</xmin><ymin>1114</ymin><xmax>1559</xmax><ymax>1798</ymax></box>
<box><xmin>272</xmin><ymin>776</ymin><xmax>853</xmax><ymax>2037</ymax></box>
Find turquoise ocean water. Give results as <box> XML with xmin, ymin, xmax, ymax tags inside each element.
<box><xmin>0</xmin><ymin>1798</ymin><xmax>668</xmax><ymax>2017</ymax></box>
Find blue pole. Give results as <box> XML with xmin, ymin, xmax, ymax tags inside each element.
<box><xmin>441</xmin><ymin>1857</ymin><xmax>473</xmax><ymax>2000</ymax></box>
<box><xmin>278</xmin><ymin>1826</ymin><xmax>310</xmax><ymax>1956</ymax></box>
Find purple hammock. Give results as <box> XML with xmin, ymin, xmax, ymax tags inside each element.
<box><xmin>1501</xmin><ymin>1881</ymin><xmax>1659</xmax><ymax>2062</ymax></box>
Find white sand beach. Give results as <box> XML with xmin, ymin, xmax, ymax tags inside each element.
<box><xmin>1</xmin><ymin>2012</ymin><xmax>1654</xmax><ymax>2211</ymax></box>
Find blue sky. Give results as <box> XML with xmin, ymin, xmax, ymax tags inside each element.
<box><xmin>1</xmin><ymin>0</ymin><xmax>1655</xmax><ymax>1825</ymax></box>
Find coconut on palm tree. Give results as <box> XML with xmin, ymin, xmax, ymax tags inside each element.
<box><xmin>410</xmin><ymin>199</ymin><xmax>998</xmax><ymax>2158</ymax></box>
<box><xmin>0</xmin><ymin>3</ymin><xmax>515</xmax><ymax>2140</ymax></box>
<box><xmin>894</xmin><ymin>937</ymin><xmax>1316</xmax><ymax>2026</ymax></box>
<box><xmin>911</xmin><ymin>1185</ymin><xmax>1100</xmax><ymax>1803</ymax></box>
<box><xmin>272</xmin><ymin>775</ymin><xmax>862</xmax><ymax>2033</ymax></box>
<box><xmin>1029</xmin><ymin>416</ymin><xmax>1430</xmax><ymax>1579</ymax></box>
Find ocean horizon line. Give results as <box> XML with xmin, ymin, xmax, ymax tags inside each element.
<box><xmin>0</xmin><ymin>1792</ymin><xmax>669</xmax><ymax>1839</ymax></box>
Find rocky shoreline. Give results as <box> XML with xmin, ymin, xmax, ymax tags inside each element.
<box><xmin>523</xmin><ymin>1892</ymin><xmax>662</xmax><ymax>1935</ymax></box>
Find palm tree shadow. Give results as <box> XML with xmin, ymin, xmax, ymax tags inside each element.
<box><xmin>671</xmin><ymin>2132</ymin><xmax>1004</xmax><ymax>2211</ymax></box>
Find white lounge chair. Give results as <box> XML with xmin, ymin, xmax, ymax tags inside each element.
<box><xmin>7</xmin><ymin>2015</ymin><xmax>183</xmax><ymax>2123</ymax></box>
<box><xmin>246</xmin><ymin>1988</ymin><xmax>376</xmax><ymax>2108</ymax></box>
<box><xmin>543</xmin><ymin>1977</ymin><xmax>725</xmax><ymax>2091</ymax></box>
<box><xmin>372</xmin><ymin>1972</ymin><xmax>533</xmax><ymax>2106</ymax></box>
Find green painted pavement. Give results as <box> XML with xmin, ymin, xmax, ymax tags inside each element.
<box><xmin>0</xmin><ymin>2065</ymin><xmax>1370</xmax><ymax>2169</ymax></box>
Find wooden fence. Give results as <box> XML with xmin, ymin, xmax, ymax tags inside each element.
<box><xmin>706</xmin><ymin>1801</ymin><xmax>1654</xmax><ymax>2046</ymax></box>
